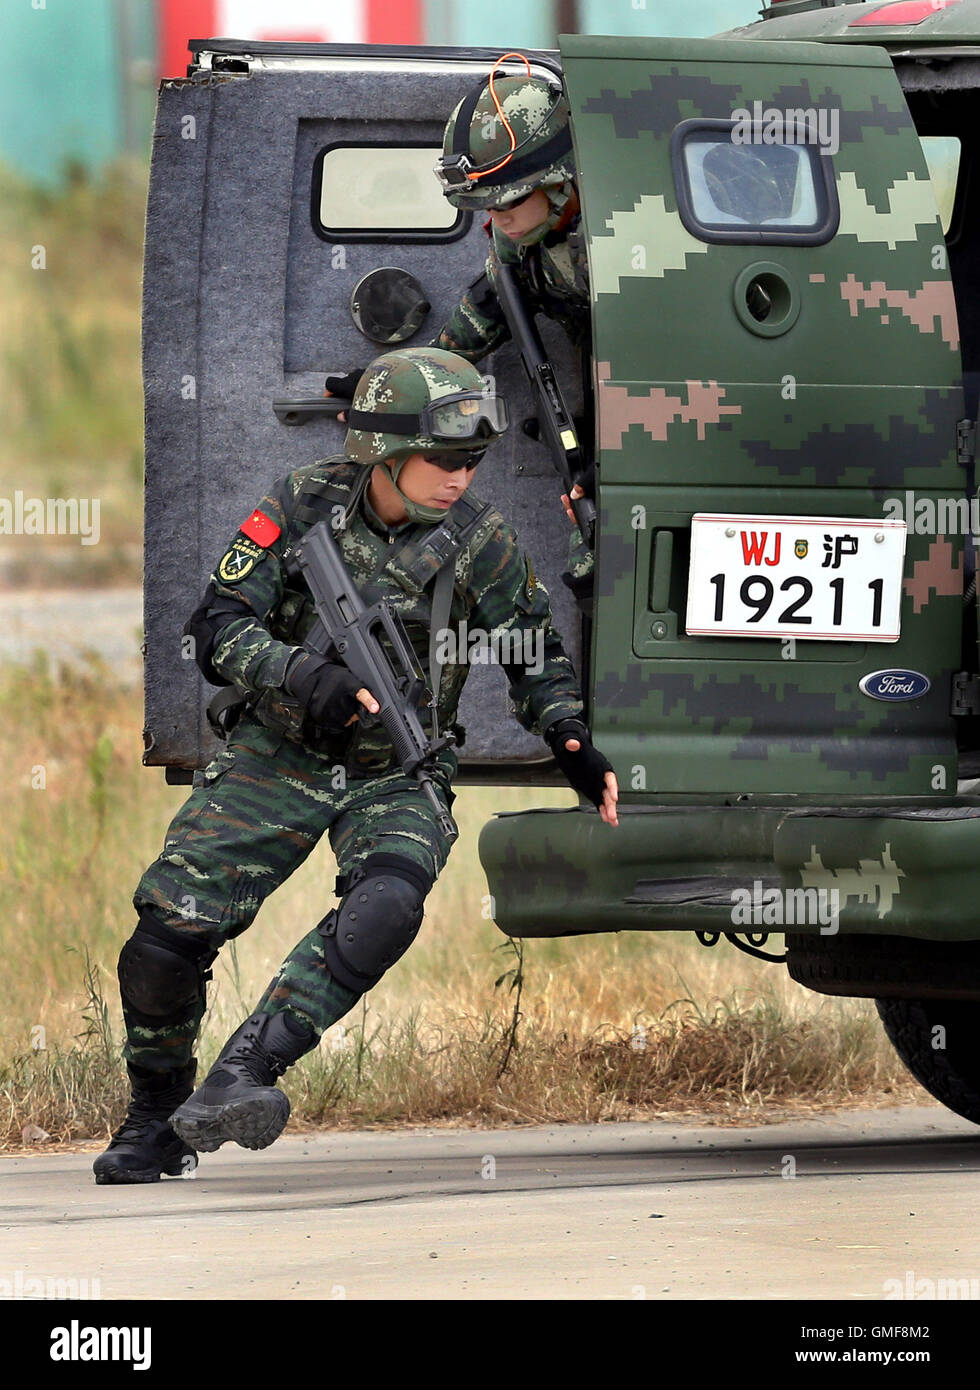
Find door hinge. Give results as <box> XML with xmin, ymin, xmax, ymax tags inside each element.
<box><xmin>952</xmin><ymin>671</ymin><xmax>980</xmax><ymax>716</ymax></box>
<box><xmin>192</xmin><ymin>49</ymin><xmax>254</xmax><ymax>74</ymax></box>
<box><xmin>957</xmin><ymin>419</ymin><xmax>976</xmax><ymax>466</ymax></box>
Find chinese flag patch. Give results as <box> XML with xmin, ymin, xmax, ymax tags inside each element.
<box><xmin>240</xmin><ymin>510</ymin><xmax>281</xmax><ymax>547</ymax></box>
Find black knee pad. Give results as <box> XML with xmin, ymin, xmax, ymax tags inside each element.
<box><xmin>118</xmin><ymin>911</ymin><xmax>216</xmax><ymax>1019</ymax></box>
<box><xmin>317</xmin><ymin>855</ymin><xmax>433</xmax><ymax>994</ymax></box>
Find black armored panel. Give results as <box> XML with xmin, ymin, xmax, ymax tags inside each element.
<box><xmin>142</xmin><ymin>43</ymin><xmax>585</xmax><ymax>779</ymax></box>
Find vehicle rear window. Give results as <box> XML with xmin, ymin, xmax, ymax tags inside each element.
<box><xmin>312</xmin><ymin>143</ymin><xmax>469</xmax><ymax>243</ymax></box>
<box><xmin>672</xmin><ymin>120</ymin><xmax>839</xmax><ymax>246</ymax></box>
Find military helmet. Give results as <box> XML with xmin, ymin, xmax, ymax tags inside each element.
<box><xmin>344</xmin><ymin>347</ymin><xmax>509</xmax><ymax>467</ymax></box>
<box><xmin>435</xmin><ymin>71</ymin><xmax>574</xmax><ymax>212</ymax></box>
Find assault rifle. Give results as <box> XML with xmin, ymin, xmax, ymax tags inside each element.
<box><xmin>493</xmin><ymin>260</ymin><xmax>596</xmax><ymax>549</ymax></box>
<box><xmin>287</xmin><ymin>520</ymin><xmax>458</xmax><ymax>844</ymax></box>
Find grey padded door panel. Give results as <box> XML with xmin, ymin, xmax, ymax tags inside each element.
<box><xmin>142</xmin><ymin>49</ymin><xmax>585</xmax><ymax>776</ymax></box>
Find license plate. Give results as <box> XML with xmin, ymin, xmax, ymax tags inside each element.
<box><xmin>686</xmin><ymin>514</ymin><xmax>907</xmax><ymax>642</ymax></box>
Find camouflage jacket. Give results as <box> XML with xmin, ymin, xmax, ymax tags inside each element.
<box><xmin>200</xmin><ymin>458</ymin><xmax>584</xmax><ymax>774</ymax></box>
<box><xmin>435</xmin><ymin>215</ymin><xmax>590</xmax><ymax>364</ymax></box>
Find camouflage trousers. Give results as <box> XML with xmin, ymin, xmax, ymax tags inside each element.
<box><xmin>127</xmin><ymin>712</ymin><xmax>456</xmax><ymax>1070</ymax></box>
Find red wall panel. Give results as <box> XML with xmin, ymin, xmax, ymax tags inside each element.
<box><xmin>159</xmin><ymin>0</ymin><xmax>216</xmax><ymax>78</ymax></box>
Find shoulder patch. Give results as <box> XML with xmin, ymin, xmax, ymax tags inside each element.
<box><xmin>216</xmin><ymin>535</ymin><xmax>265</xmax><ymax>584</ymax></box>
<box><xmin>240</xmin><ymin>510</ymin><xmax>281</xmax><ymax>547</ymax></box>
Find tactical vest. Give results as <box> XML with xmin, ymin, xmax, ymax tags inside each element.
<box><xmin>220</xmin><ymin>458</ymin><xmax>502</xmax><ymax>774</ymax></box>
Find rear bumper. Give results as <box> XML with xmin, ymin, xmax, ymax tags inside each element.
<box><xmin>477</xmin><ymin>801</ymin><xmax>980</xmax><ymax>941</ymax></box>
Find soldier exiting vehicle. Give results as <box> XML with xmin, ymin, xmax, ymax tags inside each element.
<box><xmin>325</xmin><ymin>58</ymin><xmax>596</xmax><ymax>601</ymax></box>
<box><xmin>94</xmin><ymin>347</ymin><xmax>617</xmax><ymax>1185</ymax></box>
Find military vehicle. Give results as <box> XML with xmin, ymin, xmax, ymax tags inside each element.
<box><xmin>142</xmin><ymin>0</ymin><xmax>980</xmax><ymax>1127</ymax></box>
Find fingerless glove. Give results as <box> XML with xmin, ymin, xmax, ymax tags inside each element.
<box><xmin>545</xmin><ymin>717</ymin><xmax>614</xmax><ymax>809</ymax></box>
<box><xmin>283</xmin><ymin>651</ymin><xmax>363</xmax><ymax>729</ymax></box>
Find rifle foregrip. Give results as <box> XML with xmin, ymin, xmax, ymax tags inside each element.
<box><xmin>381</xmin><ymin>710</ymin><xmax>427</xmax><ymax>774</ymax></box>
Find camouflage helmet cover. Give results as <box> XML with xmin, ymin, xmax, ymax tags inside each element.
<box><xmin>438</xmin><ymin>73</ymin><xmax>575</xmax><ymax>211</ymax></box>
<box><xmin>344</xmin><ymin>346</ymin><xmax>496</xmax><ymax>466</ymax></box>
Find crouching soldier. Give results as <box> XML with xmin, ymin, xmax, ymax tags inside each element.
<box><xmin>93</xmin><ymin>347</ymin><xmax>617</xmax><ymax>1184</ymax></box>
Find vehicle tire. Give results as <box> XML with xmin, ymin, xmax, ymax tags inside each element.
<box><xmin>876</xmin><ymin>998</ymin><xmax>980</xmax><ymax>1126</ymax></box>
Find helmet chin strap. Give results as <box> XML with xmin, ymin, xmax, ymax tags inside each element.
<box><xmin>513</xmin><ymin>180</ymin><xmax>575</xmax><ymax>248</ymax></box>
<box><xmin>386</xmin><ymin>458</ymin><xmax>452</xmax><ymax>525</ymax></box>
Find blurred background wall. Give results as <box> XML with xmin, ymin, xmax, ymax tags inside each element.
<box><xmin>1</xmin><ymin>0</ymin><xmax>763</xmax><ymax>186</ymax></box>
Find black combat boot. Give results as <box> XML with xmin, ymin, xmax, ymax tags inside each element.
<box><xmin>169</xmin><ymin>1011</ymin><xmax>316</xmax><ymax>1153</ymax></box>
<box><xmin>93</xmin><ymin>1062</ymin><xmax>198</xmax><ymax>1185</ymax></box>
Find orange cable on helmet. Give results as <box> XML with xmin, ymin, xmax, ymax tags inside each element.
<box><xmin>466</xmin><ymin>52</ymin><xmax>532</xmax><ymax>183</ymax></box>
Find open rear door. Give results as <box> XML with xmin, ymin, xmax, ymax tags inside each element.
<box><xmin>563</xmin><ymin>33</ymin><xmax>965</xmax><ymax>797</ymax></box>
<box><xmin>142</xmin><ymin>41</ymin><xmax>584</xmax><ymax>778</ymax></box>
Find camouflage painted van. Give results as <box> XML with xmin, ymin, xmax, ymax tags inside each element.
<box><xmin>143</xmin><ymin>2</ymin><xmax>980</xmax><ymax>1124</ymax></box>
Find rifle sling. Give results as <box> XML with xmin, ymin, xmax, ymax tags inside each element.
<box><xmin>362</xmin><ymin>491</ymin><xmax>493</xmax><ymax>739</ymax></box>
<box><xmin>427</xmin><ymin>561</ymin><xmax>456</xmax><ymax>743</ymax></box>
<box><xmin>206</xmin><ymin>684</ymin><xmax>249</xmax><ymax>741</ymax></box>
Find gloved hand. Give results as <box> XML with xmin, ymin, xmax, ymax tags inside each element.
<box><xmin>323</xmin><ymin>369</ymin><xmax>367</xmax><ymax>399</ymax></box>
<box><xmin>545</xmin><ymin>717</ymin><xmax>617</xmax><ymax>823</ymax></box>
<box><xmin>283</xmin><ymin>650</ymin><xmax>370</xmax><ymax>729</ymax></box>
<box><xmin>574</xmin><ymin>461</ymin><xmax>595</xmax><ymax>501</ymax></box>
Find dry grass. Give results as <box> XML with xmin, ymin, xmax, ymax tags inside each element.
<box><xmin>0</xmin><ymin>159</ymin><xmax>146</xmax><ymax>587</ymax></box>
<box><xmin>0</xmin><ymin>656</ymin><xmax>925</xmax><ymax>1151</ymax></box>
<box><xmin>279</xmin><ymin>995</ymin><xmax>914</xmax><ymax>1132</ymax></box>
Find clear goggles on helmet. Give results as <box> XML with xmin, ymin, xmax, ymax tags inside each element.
<box><xmin>347</xmin><ymin>391</ymin><xmax>509</xmax><ymax>444</ymax></box>
<box><xmin>423</xmin><ymin>391</ymin><xmax>509</xmax><ymax>441</ymax></box>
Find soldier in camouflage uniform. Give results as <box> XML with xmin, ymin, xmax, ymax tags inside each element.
<box><xmin>430</xmin><ymin>68</ymin><xmax>588</xmax><ymax>365</ymax></box>
<box><xmin>327</xmin><ymin>69</ymin><xmax>595</xmax><ymax>606</ymax></box>
<box><xmin>93</xmin><ymin>346</ymin><xmax>617</xmax><ymax>1184</ymax></box>
<box><xmin>324</xmin><ymin>70</ymin><xmax>588</xmax><ymax>387</ymax></box>
<box><xmin>432</xmin><ymin>66</ymin><xmax>597</xmax><ymax>599</ymax></box>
